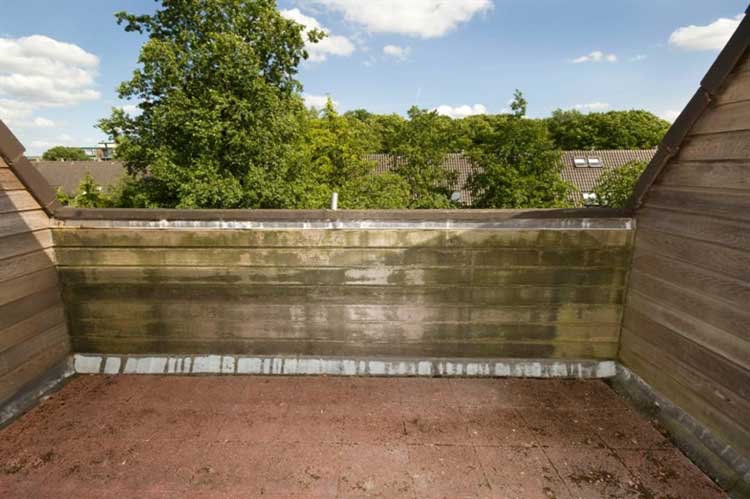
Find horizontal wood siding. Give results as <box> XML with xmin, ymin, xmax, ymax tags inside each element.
<box><xmin>623</xmin><ymin>52</ymin><xmax>750</xmax><ymax>457</ymax></box>
<box><xmin>0</xmin><ymin>156</ymin><xmax>68</xmax><ymax>407</ymax></box>
<box><xmin>55</xmin><ymin>227</ymin><xmax>632</xmax><ymax>360</ymax></box>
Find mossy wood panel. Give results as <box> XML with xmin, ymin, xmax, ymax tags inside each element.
<box><xmin>58</xmin><ymin>227</ymin><xmax>630</xmax><ymax>360</ymax></box>
<box><xmin>623</xmin><ymin>55</ymin><xmax>750</xmax><ymax>466</ymax></box>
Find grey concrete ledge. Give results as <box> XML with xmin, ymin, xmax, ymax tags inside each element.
<box><xmin>0</xmin><ymin>359</ymin><xmax>74</xmax><ymax>428</ymax></box>
<box><xmin>74</xmin><ymin>354</ymin><xmax>616</xmax><ymax>379</ymax></box>
<box><xmin>54</xmin><ymin>217</ymin><xmax>633</xmax><ymax>231</ymax></box>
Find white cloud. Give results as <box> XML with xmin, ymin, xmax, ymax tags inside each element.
<box><xmin>280</xmin><ymin>8</ymin><xmax>355</xmax><ymax>62</ymax></box>
<box><xmin>310</xmin><ymin>0</ymin><xmax>493</xmax><ymax>38</ymax></box>
<box><xmin>574</xmin><ymin>102</ymin><xmax>610</xmax><ymax>112</ymax></box>
<box><xmin>572</xmin><ymin>51</ymin><xmax>618</xmax><ymax>64</ymax></box>
<box><xmin>31</xmin><ymin>117</ymin><xmax>55</xmax><ymax>128</ymax></box>
<box><xmin>659</xmin><ymin>110</ymin><xmax>680</xmax><ymax>123</ymax></box>
<box><xmin>669</xmin><ymin>14</ymin><xmax>742</xmax><ymax>51</ymax></box>
<box><xmin>303</xmin><ymin>93</ymin><xmax>339</xmax><ymax>110</ymax></box>
<box><xmin>435</xmin><ymin>104</ymin><xmax>487</xmax><ymax>118</ymax></box>
<box><xmin>0</xmin><ymin>34</ymin><xmax>100</xmax><ymax>142</ymax></box>
<box><xmin>383</xmin><ymin>44</ymin><xmax>411</xmax><ymax>60</ymax></box>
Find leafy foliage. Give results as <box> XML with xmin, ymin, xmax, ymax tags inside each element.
<box><xmin>42</xmin><ymin>146</ymin><xmax>88</xmax><ymax>161</ymax></box>
<box><xmin>57</xmin><ymin>174</ymin><xmax>115</xmax><ymax>208</ymax></box>
<box><xmin>99</xmin><ymin>0</ymin><xmax>322</xmax><ymax>208</ymax></box>
<box><xmin>390</xmin><ymin>107</ymin><xmax>458</xmax><ymax>208</ymax></box>
<box><xmin>592</xmin><ymin>160</ymin><xmax>647</xmax><ymax>208</ymax></box>
<box><xmin>546</xmin><ymin>110</ymin><xmax>669</xmax><ymax>150</ymax></box>
<box><xmin>467</xmin><ymin>118</ymin><xmax>574</xmax><ymax>209</ymax></box>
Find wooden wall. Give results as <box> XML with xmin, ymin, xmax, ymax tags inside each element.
<box><xmin>0</xmin><ymin>156</ymin><xmax>68</xmax><ymax>407</ymax></box>
<box><xmin>54</xmin><ymin>224</ymin><xmax>632</xmax><ymax>360</ymax></box>
<box><xmin>621</xmin><ymin>53</ymin><xmax>750</xmax><ymax>458</ymax></box>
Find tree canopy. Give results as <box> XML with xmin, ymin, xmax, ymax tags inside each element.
<box><xmin>467</xmin><ymin>117</ymin><xmax>573</xmax><ymax>208</ymax></box>
<box><xmin>592</xmin><ymin>160</ymin><xmax>647</xmax><ymax>208</ymax></box>
<box><xmin>42</xmin><ymin>146</ymin><xmax>88</xmax><ymax>161</ymax></box>
<box><xmin>546</xmin><ymin>110</ymin><xmax>669</xmax><ymax>150</ymax></box>
<box><xmin>95</xmin><ymin>1</ymin><xmax>663</xmax><ymax>210</ymax></box>
<box><xmin>99</xmin><ymin>0</ymin><xmax>321</xmax><ymax>208</ymax></box>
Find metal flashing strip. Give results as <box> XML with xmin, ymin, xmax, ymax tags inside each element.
<box><xmin>73</xmin><ymin>354</ymin><xmax>617</xmax><ymax>379</ymax></box>
<box><xmin>54</xmin><ymin>217</ymin><xmax>634</xmax><ymax>231</ymax></box>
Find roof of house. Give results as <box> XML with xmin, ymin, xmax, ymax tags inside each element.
<box><xmin>33</xmin><ymin>161</ymin><xmax>126</xmax><ymax>195</ymax></box>
<box><xmin>368</xmin><ymin>150</ymin><xmax>656</xmax><ymax>206</ymax></box>
<box><xmin>560</xmin><ymin>150</ymin><xmax>656</xmax><ymax>204</ymax></box>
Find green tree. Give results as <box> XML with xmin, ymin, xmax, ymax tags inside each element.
<box><xmin>510</xmin><ymin>89</ymin><xmax>527</xmax><ymax>118</ymax></box>
<box><xmin>42</xmin><ymin>146</ymin><xmax>88</xmax><ymax>161</ymax></box>
<box><xmin>301</xmin><ymin>98</ymin><xmax>410</xmax><ymax>209</ymax></box>
<box><xmin>592</xmin><ymin>160</ymin><xmax>647</xmax><ymax>208</ymax></box>
<box><xmin>546</xmin><ymin>110</ymin><xmax>669</xmax><ymax>150</ymax></box>
<box><xmin>391</xmin><ymin>107</ymin><xmax>457</xmax><ymax>208</ymax></box>
<box><xmin>467</xmin><ymin>118</ymin><xmax>574</xmax><ymax>208</ymax></box>
<box><xmin>56</xmin><ymin>174</ymin><xmax>115</xmax><ymax>208</ymax></box>
<box><xmin>98</xmin><ymin>0</ymin><xmax>324</xmax><ymax>208</ymax></box>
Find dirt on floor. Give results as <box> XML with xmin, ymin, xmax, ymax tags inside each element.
<box><xmin>0</xmin><ymin>375</ymin><xmax>728</xmax><ymax>498</ymax></box>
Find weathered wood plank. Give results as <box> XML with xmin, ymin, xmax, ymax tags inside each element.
<box><xmin>620</xmin><ymin>330</ymin><xmax>750</xmax><ymax>456</ymax></box>
<box><xmin>625</xmin><ymin>291</ymin><xmax>750</xmax><ymax>369</ymax></box>
<box><xmin>57</xmin><ymin>265</ymin><xmax>628</xmax><ymax>288</ymax></box>
<box><xmin>0</xmin><ymin>190</ymin><xmax>40</xmax><ymax>214</ymax></box>
<box><xmin>71</xmin><ymin>335</ymin><xmax>619</xmax><ymax>360</ymax></box>
<box><xmin>0</xmin><ymin>210</ymin><xmax>49</xmax><ymax>239</ymax></box>
<box><xmin>0</xmin><ymin>324</ymin><xmax>68</xmax><ymax>377</ymax></box>
<box><xmin>0</xmin><ymin>287</ymin><xmax>64</xmax><ymax>331</ymax></box>
<box><xmin>70</xmin><ymin>318</ymin><xmax>620</xmax><ymax>344</ymax></box>
<box><xmin>63</xmin><ymin>282</ymin><xmax>624</xmax><ymax>307</ymax></box>
<box><xmin>631</xmin><ymin>251</ymin><xmax>750</xmax><ymax>314</ymax></box>
<box><xmin>0</xmin><ymin>169</ymin><xmax>24</xmax><ymax>191</ymax></box>
<box><xmin>622</xmin><ymin>309</ymin><xmax>750</xmax><ymax>400</ymax></box>
<box><xmin>0</xmin><ymin>229</ymin><xmax>53</xmax><ymax>261</ymax></box>
<box><xmin>0</xmin><ymin>157</ymin><xmax>7</xmax><ymax>168</ymax></box>
<box><xmin>638</xmin><ymin>207</ymin><xmax>750</xmax><ymax>252</ymax></box>
<box><xmin>628</xmin><ymin>268</ymin><xmax>748</xmax><ymax>340</ymax></box>
<box><xmin>690</xmin><ymin>100</ymin><xmax>750</xmax><ymax>135</ymax></box>
<box><xmin>0</xmin><ymin>305</ymin><xmax>65</xmax><ymax>353</ymax></box>
<box><xmin>67</xmin><ymin>301</ymin><xmax>623</xmax><ymax>326</ymax></box>
<box><xmin>634</xmin><ymin>228</ymin><xmax>750</xmax><ymax>281</ymax></box>
<box><xmin>678</xmin><ymin>130</ymin><xmax>750</xmax><ymax>161</ymax></box>
<box><xmin>51</xmin><ymin>228</ymin><xmax>632</xmax><ymax>250</ymax></box>
<box><xmin>54</xmin><ymin>247</ymin><xmax>631</xmax><ymax>269</ymax></box>
<box><xmin>0</xmin><ymin>248</ymin><xmax>56</xmax><ymax>284</ymax></box>
<box><xmin>656</xmin><ymin>161</ymin><xmax>750</xmax><ymax>191</ymax></box>
<box><xmin>0</xmin><ymin>267</ymin><xmax>59</xmax><ymax>307</ymax></box>
<box><xmin>715</xmin><ymin>68</ymin><xmax>750</xmax><ymax>106</ymax></box>
<box><xmin>645</xmin><ymin>186</ymin><xmax>750</xmax><ymax>222</ymax></box>
<box><xmin>0</xmin><ymin>340</ymin><xmax>69</xmax><ymax>405</ymax></box>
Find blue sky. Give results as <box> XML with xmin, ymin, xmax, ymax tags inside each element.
<box><xmin>0</xmin><ymin>0</ymin><xmax>745</xmax><ymax>154</ymax></box>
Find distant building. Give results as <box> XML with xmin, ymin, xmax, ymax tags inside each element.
<box><xmin>79</xmin><ymin>142</ymin><xmax>118</xmax><ymax>161</ymax></box>
<box><xmin>34</xmin><ymin>161</ymin><xmax>126</xmax><ymax>195</ymax></box>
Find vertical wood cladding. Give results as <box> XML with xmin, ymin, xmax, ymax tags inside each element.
<box><xmin>622</xmin><ymin>51</ymin><xmax>750</xmax><ymax>457</ymax></box>
<box><xmin>54</xmin><ymin>226</ymin><xmax>632</xmax><ymax>361</ymax></box>
<box><xmin>0</xmin><ymin>157</ymin><xmax>69</xmax><ymax>406</ymax></box>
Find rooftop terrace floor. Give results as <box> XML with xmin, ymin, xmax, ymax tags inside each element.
<box><xmin>0</xmin><ymin>375</ymin><xmax>726</xmax><ymax>498</ymax></box>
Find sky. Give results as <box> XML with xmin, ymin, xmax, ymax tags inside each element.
<box><xmin>0</xmin><ymin>0</ymin><xmax>746</xmax><ymax>155</ymax></box>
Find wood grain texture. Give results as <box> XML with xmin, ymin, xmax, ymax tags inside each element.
<box><xmin>0</xmin><ymin>164</ymin><xmax>68</xmax><ymax>410</ymax></box>
<box><xmin>57</xmin><ymin>226</ymin><xmax>631</xmax><ymax>360</ymax></box>
<box><xmin>623</xmin><ymin>52</ymin><xmax>750</xmax><ymax>467</ymax></box>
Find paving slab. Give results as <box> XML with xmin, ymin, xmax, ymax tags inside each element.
<box><xmin>0</xmin><ymin>375</ymin><xmax>728</xmax><ymax>498</ymax></box>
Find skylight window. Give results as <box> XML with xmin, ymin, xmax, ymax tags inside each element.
<box><xmin>574</xmin><ymin>158</ymin><xmax>587</xmax><ymax>167</ymax></box>
<box><xmin>588</xmin><ymin>157</ymin><xmax>602</xmax><ymax>167</ymax></box>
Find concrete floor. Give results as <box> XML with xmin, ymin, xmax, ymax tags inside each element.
<box><xmin>0</xmin><ymin>375</ymin><xmax>726</xmax><ymax>499</ymax></box>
